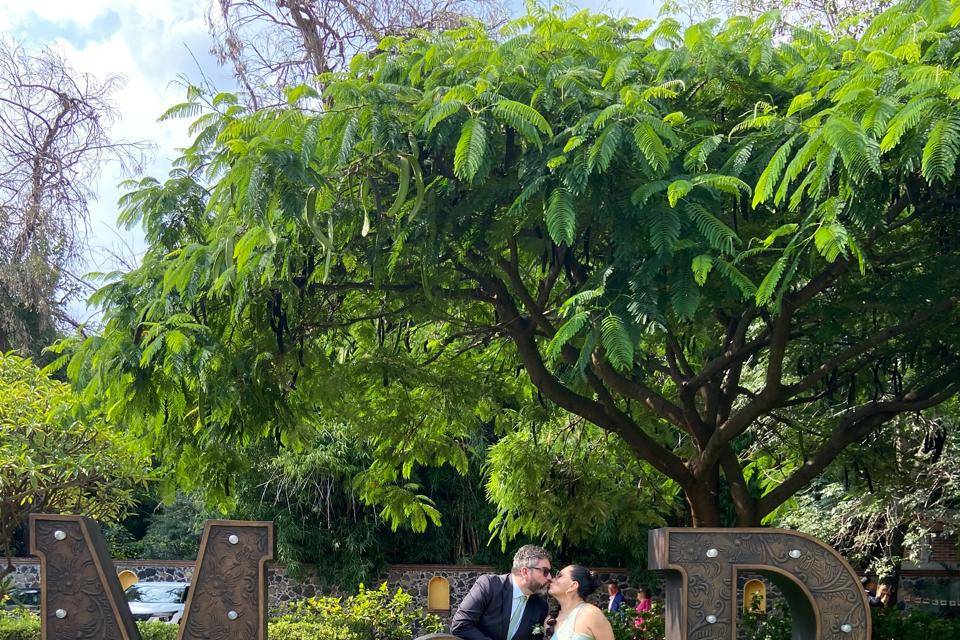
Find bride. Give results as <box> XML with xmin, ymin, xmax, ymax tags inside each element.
<box><xmin>547</xmin><ymin>565</ymin><xmax>615</xmax><ymax>640</ymax></box>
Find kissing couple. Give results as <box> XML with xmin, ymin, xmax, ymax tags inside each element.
<box><xmin>450</xmin><ymin>545</ymin><xmax>614</xmax><ymax>640</ymax></box>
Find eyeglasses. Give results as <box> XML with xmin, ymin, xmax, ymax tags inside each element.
<box><xmin>526</xmin><ymin>566</ymin><xmax>552</xmax><ymax>577</ymax></box>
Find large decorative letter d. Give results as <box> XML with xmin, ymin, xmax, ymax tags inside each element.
<box><xmin>649</xmin><ymin>528</ymin><xmax>870</xmax><ymax>639</ymax></box>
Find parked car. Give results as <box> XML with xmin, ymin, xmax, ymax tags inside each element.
<box><xmin>124</xmin><ymin>581</ymin><xmax>189</xmax><ymax>623</ymax></box>
<box><xmin>3</xmin><ymin>588</ymin><xmax>40</xmax><ymax>612</ymax></box>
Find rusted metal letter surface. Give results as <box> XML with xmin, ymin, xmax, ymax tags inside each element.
<box><xmin>177</xmin><ymin>520</ymin><xmax>273</xmax><ymax>640</ymax></box>
<box><xmin>649</xmin><ymin>528</ymin><xmax>870</xmax><ymax>640</ymax></box>
<box><xmin>29</xmin><ymin>514</ymin><xmax>141</xmax><ymax>640</ymax></box>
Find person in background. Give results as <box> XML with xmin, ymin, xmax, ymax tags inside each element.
<box><xmin>606</xmin><ymin>581</ymin><xmax>624</xmax><ymax>613</ymax></box>
<box><xmin>876</xmin><ymin>582</ymin><xmax>903</xmax><ymax>609</ymax></box>
<box><xmin>861</xmin><ymin>577</ymin><xmax>882</xmax><ymax>607</ymax></box>
<box><xmin>635</xmin><ymin>587</ymin><xmax>652</xmax><ymax>613</ymax></box>
<box><xmin>634</xmin><ymin>587</ymin><xmax>652</xmax><ymax>628</ymax></box>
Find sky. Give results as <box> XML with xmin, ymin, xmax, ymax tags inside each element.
<box><xmin>0</xmin><ymin>0</ymin><xmax>661</xmax><ymax>323</ymax></box>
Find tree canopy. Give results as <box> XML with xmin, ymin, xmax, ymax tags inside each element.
<box><xmin>0</xmin><ymin>352</ymin><xmax>149</xmax><ymax>577</ymax></box>
<box><xmin>60</xmin><ymin>0</ymin><xmax>960</xmax><ymax>531</ymax></box>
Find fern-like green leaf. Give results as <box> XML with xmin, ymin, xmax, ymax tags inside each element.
<box><xmin>813</xmin><ymin>222</ymin><xmax>849</xmax><ymax>262</ymax></box>
<box><xmin>692</xmin><ymin>174</ymin><xmax>752</xmax><ymax>200</ymax></box>
<box><xmin>603</xmin><ymin>54</ymin><xmax>634</xmax><ymax>88</ymax></box>
<box><xmin>588</xmin><ymin>124</ymin><xmax>622</xmax><ymax>173</ymax></box>
<box><xmin>546</xmin><ymin>311</ymin><xmax>590</xmax><ymax>359</ymax></box>
<box><xmin>421</xmin><ymin>99</ymin><xmax>464</xmax><ymax>132</ymax></box>
<box><xmin>454</xmin><ymin>118</ymin><xmax>488</xmax><ymax>182</ymax></box>
<box><xmin>762</xmin><ymin>223</ymin><xmax>799</xmax><ymax>247</ymax></box>
<box><xmin>683</xmin><ymin>135</ymin><xmax>721</xmax><ymax>172</ymax></box>
<box><xmin>823</xmin><ymin>116</ymin><xmax>880</xmax><ymax>177</ymax></box>
<box><xmin>631</xmin><ymin>180</ymin><xmax>670</xmax><ymax>206</ymax></box>
<box><xmin>671</xmin><ymin>271</ymin><xmax>700</xmax><ymax>318</ymax></box>
<box><xmin>691</xmin><ymin>254</ymin><xmax>714</xmax><ymax>285</ymax></box>
<box><xmin>755</xmin><ymin>255</ymin><xmax>788</xmax><ymax>305</ymax></box>
<box><xmin>546</xmin><ymin>187</ymin><xmax>576</xmax><ymax>246</ymax></box>
<box><xmin>684</xmin><ymin>203</ymin><xmax>739</xmax><ymax>254</ymax></box>
<box><xmin>633</xmin><ymin>122</ymin><xmax>670</xmax><ymax>174</ymax></box>
<box><xmin>753</xmin><ymin>134</ymin><xmax>800</xmax><ymax>207</ymax></box>
<box><xmin>786</xmin><ymin>92</ymin><xmax>813</xmax><ymax>116</ymax></box>
<box><xmin>880</xmin><ymin>97</ymin><xmax>940</xmax><ymax>153</ymax></box>
<box><xmin>600</xmin><ymin>314</ymin><xmax>634</xmax><ymax>371</ymax></box>
<box><xmin>648</xmin><ymin>207</ymin><xmax>681</xmax><ymax>255</ymax></box>
<box><xmin>713</xmin><ymin>258</ymin><xmax>757</xmax><ymax>299</ymax></box>
<box><xmin>493</xmin><ymin>99</ymin><xmax>554</xmax><ymax>138</ymax></box>
<box><xmin>667</xmin><ymin>179</ymin><xmax>693</xmax><ymax>207</ymax></box>
<box><xmin>921</xmin><ymin>115</ymin><xmax>960</xmax><ymax>184</ymax></box>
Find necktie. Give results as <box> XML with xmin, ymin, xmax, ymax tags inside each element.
<box><xmin>507</xmin><ymin>593</ymin><xmax>528</xmax><ymax>639</ymax></box>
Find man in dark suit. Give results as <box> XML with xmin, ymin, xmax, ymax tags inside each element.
<box><xmin>451</xmin><ymin>545</ymin><xmax>552</xmax><ymax>640</ymax></box>
<box><xmin>606</xmin><ymin>581</ymin><xmax>624</xmax><ymax>612</ymax></box>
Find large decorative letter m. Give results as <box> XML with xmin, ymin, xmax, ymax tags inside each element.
<box><xmin>29</xmin><ymin>514</ymin><xmax>273</xmax><ymax>640</ymax></box>
<box><xmin>649</xmin><ymin>528</ymin><xmax>871</xmax><ymax>640</ymax></box>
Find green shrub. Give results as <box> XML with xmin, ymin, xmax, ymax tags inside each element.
<box><xmin>605</xmin><ymin>602</ymin><xmax>665</xmax><ymax>640</ymax></box>
<box><xmin>137</xmin><ymin>620</ymin><xmax>179</xmax><ymax>640</ymax></box>
<box><xmin>269</xmin><ymin>619</ymin><xmax>357</xmax><ymax>640</ymax></box>
<box><xmin>873</xmin><ymin>607</ymin><xmax>960</xmax><ymax>639</ymax></box>
<box><xmin>0</xmin><ymin>608</ymin><xmax>37</xmax><ymax>640</ymax></box>
<box><xmin>0</xmin><ymin>610</ymin><xmax>183</xmax><ymax>640</ymax></box>
<box><xmin>281</xmin><ymin>582</ymin><xmax>442</xmax><ymax>640</ymax></box>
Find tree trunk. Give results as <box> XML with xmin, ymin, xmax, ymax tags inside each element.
<box><xmin>685</xmin><ymin>470</ymin><xmax>723</xmax><ymax>527</ymax></box>
<box><xmin>885</xmin><ymin>520</ymin><xmax>908</xmax><ymax>607</ymax></box>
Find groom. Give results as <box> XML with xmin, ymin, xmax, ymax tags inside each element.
<box><xmin>451</xmin><ymin>545</ymin><xmax>552</xmax><ymax>640</ymax></box>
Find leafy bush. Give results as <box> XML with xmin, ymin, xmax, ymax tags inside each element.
<box><xmin>137</xmin><ymin>621</ymin><xmax>179</xmax><ymax>640</ymax></box>
<box><xmin>873</xmin><ymin>607</ymin><xmax>960</xmax><ymax>639</ymax></box>
<box><xmin>0</xmin><ymin>610</ymin><xmax>178</xmax><ymax>640</ymax></box>
<box><xmin>605</xmin><ymin>602</ymin><xmax>665</xmax><ymax>640</ymax></box>
<box><xmin>0</xmin><ymin>583</ymin><xmax>438</xmax><ymax>640</ymax></box>
<box><xmin>0</xmin><ymin>608</ymin><xmax>37</xmax><ymax>640</ymax></box>
<box><xmin>280</xmin><ymin>582</ymin><xmax>442</xmax><ymax>640</ymax></box>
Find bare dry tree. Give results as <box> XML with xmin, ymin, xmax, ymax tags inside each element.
<box><xmin>0</xmin><ymin>36</ymin><xmax>147</xmax><ymax>355</ymax></box>
<box><xmin>206</xmin><ymin>0</ymin><xmax>508</xmax><ymax>108</ymax></box>
<box><xmin>673</xmin><ymin>0</ymin><xmax>893</xmax><ymax>35</ymax></box>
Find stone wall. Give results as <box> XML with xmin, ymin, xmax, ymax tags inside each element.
<box><xmin>385</xmin><ymin>565</ymin><xmax>646</xmax><ymax>618</ymax></box>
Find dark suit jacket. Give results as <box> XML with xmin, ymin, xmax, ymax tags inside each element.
<box><xmin>450</xmin><ymin>574</ymin><xmax>548</xmax><ymax>640</ymax></box>
<box><xmin>608</xmin><ymin>591</ymin><xmax>624</xmax><ymax>612</ymax></box>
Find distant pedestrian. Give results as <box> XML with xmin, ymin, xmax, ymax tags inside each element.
<box><xmin>634</xmin><ymin>587</ymin><xmax>652</xmax><ymax>628</ymax></box>
<box><xmin>606</xmin><ymin>581</ymin><xmax>624</xmax><ymax>612</ymax></box>
<box><xmin>861</xmin><ymin>577</ymin><xmax>882</xmax><ymax>607</ymax></box>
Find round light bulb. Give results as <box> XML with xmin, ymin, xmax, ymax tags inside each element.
<box><xmin>705</xmin><ymin>548</ymin><xmax>719</xmax><ymax>558</ymax></box>
<box><xmin>228</xmin><ymin>534</ymin><xmax>239</xmax><ymax>545</ymax></box>
<box><xmin>840</xmin><ymin>623</ymin><xmax>853</xmax><ymax>633</ymax></box>
<box><xmin>706</xmin><ymin>614</ymin><xmax>717</xmax><ymax>624</ymax></box>
<box><xmin>53</xmin><ymin>530</ymin><xmax>66</xmax><ymax>541</ymax></box>
<box><xmin>227</xmin><ymin>610</ymin><xmax>239</xmax><ymax>621</ymax></box>
<box><xmin>788</xmin><ymin>549</ymin><xmax>802</xmax><ymax>559</ymax></box>
<box><xmin>55</xmin><ymin>609</ymin><xmax>67</xmax><ymax>619</ymax></box>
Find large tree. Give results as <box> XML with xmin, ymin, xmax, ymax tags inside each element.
<box><xmin>0</xmin><ymin>37</ymin><xmax>143</xmax><ymax>357</ymax></box>
<box><xmin>0</xmin><ymin>352</ymin><xmax>149</xmax><ymax>578</ymax></box>
<box><xmin>62</xmin><ymin>0</ymin><xmax>960</xmax><ymax>529</ymax></box>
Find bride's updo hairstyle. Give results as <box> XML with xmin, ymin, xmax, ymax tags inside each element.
<box><xmin>568</xmin><ymin>565</ymin><xmax>600</xmax><ymax>599</ymax></box>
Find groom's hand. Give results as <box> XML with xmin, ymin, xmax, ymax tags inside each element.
<box><xmin>544</xmin><ymin>615</ymin><xmax>556</xmax><ymax>637</ymax></box>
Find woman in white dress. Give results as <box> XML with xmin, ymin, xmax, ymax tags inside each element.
<box><xmin>547</xmin><ymin>565</ymin><xmax>615</xmax><ymax>640</ymax></box>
